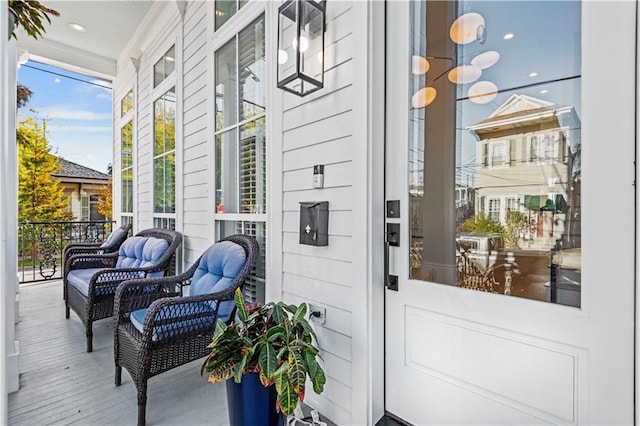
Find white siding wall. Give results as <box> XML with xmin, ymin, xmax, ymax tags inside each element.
<box><xmin>182</xmin><ymin>1</ymin><xmax>212</xmax><ymax>265</ymax></box>
<box><xmin>113</xmin><ymin>2</ymin><xmax>382</xmax><ymax>424</ymax></box>
<box><xmin>277</xmin><ymin>2</ymin><xmax>366</xmax><ymax>424</ymax></box>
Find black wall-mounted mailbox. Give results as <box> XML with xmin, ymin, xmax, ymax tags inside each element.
<box><xmin>299</xmin><ymin>201</ymin><xmax>329</xmax><ymax>246</ymax></box>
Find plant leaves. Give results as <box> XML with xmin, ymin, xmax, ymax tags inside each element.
<box><xmin>234</xmin><ymin>287</ymin><xmax>248</xmax><ymax>322</ymax></box>
<box><xmin>271</xmin><ymin>303</ymin><xmax>284</xmax><ymax>324</ymax></box>
<box><xmin>311</xmin><ymin>365</ymin><xmax>326</xmax><ymax>394</ymax></box>
<box><xmin>278</xmin><ymin>382</ymin><xmax>300</xmax><ymax>416</ymax></box>
<box><xmin>304</xmin><ymin>350</ymin><xmax>319</xmax><ymax>380</ymax></box>
<box><xmin>273</xmin><ymin>363</ymin><xmax>289</xmax><ymax>394</ymax></box>
<box><xmin>259</xmin><ymin>342</ymin><xmax>277</xmax><ymax>379</ymax></box>
<box><xmin>293</xmin><ymin>303</ymin><xmax>307</xmax><ymax>324</ymax></box>
<box><xmin>266</xmin><ymin>325</ymin><xmax>286</xmax><ymax>343</ymax></box>
<box><xmin>288</xmin><ymin>351</ymin><xmax>306</xmax><ymax>394</ymax></box>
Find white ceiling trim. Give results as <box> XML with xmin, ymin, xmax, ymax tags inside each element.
<box><xmin>18</xmin><ymin>36</ymin><xmax>116</xmax><ymax>80</ymax></box>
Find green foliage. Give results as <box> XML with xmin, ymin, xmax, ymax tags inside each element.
<box><xmin>9</xmin><ymin>0</ymin><xmax>59</xmax><ymax>40</ymax></box>
<box><xmin>458</xmin><ymin>214</ymin><xmax>504</xmax><ymax>235</ymax></box>
<box><xmin>504</xmin><ymin>210</ymin><xmax>528</xmax><ymax>249</ymax></box>
<box><xmin>96</xmin><ymin>178</ymin><xmax>113</xmax><ymax>219</ymax></box>
<box><xmin>17</xmin><ymin>84</ymin><xmax>32</xmax><ymax>108</ymax></box>
<box><xmin>201</xmin><ymin>288</ymin><xmax>326</xmax><ymax>416</ymax></box>
<box><xmin>17</xmin><ymin>118</ymin><xmax>73</xmax><ymax>223</ymax></box>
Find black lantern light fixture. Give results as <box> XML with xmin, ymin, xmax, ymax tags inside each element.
<box><xmin>277</xmin><ymin>0</ymin><xmax>326</xmax><ymax>97</ymax></box>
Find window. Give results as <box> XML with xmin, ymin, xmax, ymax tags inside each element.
<box><xmin>153</xmin><ymin>88</ymin><xmax>176</xmax><ymax>215</ymax></box>
<box><xmin>154</xmin><ymin>46</ymin><xmax>176</xmax><ymax>88</ymax></box>
<box><xmin>121</xmin><ymin>121</ymin><xmax>134</xmax><ymax>214</ymax></box>
<box><xmin>506</xmin><ymin>197</ymin><xmax>519</xmax><ymax>212</ymax></box>
<box><xmin>121</xmin><ymin>90</ymin><xmax>133</xmax><ymax>117</ymax></box>
<box><xmin>489</xmin><ymin>141</ymin><xmax>508</xmax><ymax>166</ymax></box>
<box><xmin>488</xmin><ymin>198</ymin><xmax>501</xmax><ymax>223</ymax></box>
<box><xmin>214</xmin><ymin>14</ymin><xmax>266</xmax><ymax>302</ymax></box>
<box><xmin>81</xmin><ymin>195</ymin><xmax>89</xmax><ymax>221</ymax></box>
<box><xmin>530</xmin><ymin>133</ymin><xmax>558</xmax><ymax>162</ymax></box>
<box><xmin>215</xmin><ymin>0</ymin><xmax>248</xmax><ymax>30</ymax></box>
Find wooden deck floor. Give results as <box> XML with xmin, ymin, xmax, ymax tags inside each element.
<box><xmin>8</xmin><ymin>280</ymin><xmax>229</xmax><ymax>426</ymax></box>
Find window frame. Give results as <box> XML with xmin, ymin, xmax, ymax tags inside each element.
<box><xmin>117</xmin><ymin>86</ymin><xmax>136</xmax><ymax>226</ymax></box>
<box><xmin>150</xmin><ymin>41</ymin><xmax>179</xmax><ymax>226</ymax></box>
<box><xmin>211</xmin><ymin>3</ymin><xmax>268</xmax><ymax>302</ymax></box>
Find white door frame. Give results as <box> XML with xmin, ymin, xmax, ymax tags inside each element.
<box><xmin>381</xmin><ymin>1</ymin><xmax>636</xmax><ymax>424</ymax></box>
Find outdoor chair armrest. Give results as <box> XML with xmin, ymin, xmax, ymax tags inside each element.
<box><xmin>139</xmin><ymin>289</ymin><xmax>238</xmax><ymax>345</ymax></box>
<box><xmin>114</xmin><ymin>276</ymin><xmax>187</xmax><ymax>322</ymax></box>
<box><xmin>87</xmin><ymin>267</ymin><xmax>160</xmax><ymax>296</ymax></box>
<box><xmin>63</xmin><ymin>242</ymin><xmax>102</xmax><ymax>256</ymax></box>
<box><xmin>67</xmin><ymin>252</ymin><xmax>119</xmax><ymax>271</ymax></box>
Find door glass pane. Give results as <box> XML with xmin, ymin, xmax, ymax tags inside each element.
<box><xmin>409</xmin><ymin>1</ymin><xmax>582</xmax><ymax>307</ymax></box>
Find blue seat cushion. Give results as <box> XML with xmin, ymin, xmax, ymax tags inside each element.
<box><xmin>116</xmin><ymin>236</ymin><xmax>169</xmax><ymax>270</ymax></box>
<box><xmin>190</xmin><ymin>241</ymin><xmax>247</xmax><ymax>320</ymax></box>
<box><xmin>130</xmin><ymin>303</ymin><xmax>216</xmax><ymax>341</ymax></box>
<box><xmin>67</xmin><ymin>268</ymin><xmax>110</xmax><ymax>297</ymax></box>
<box><xmin>100</xmin><ymin>228</ymin><xmax>126</xmax><ymax>249</ymax></box>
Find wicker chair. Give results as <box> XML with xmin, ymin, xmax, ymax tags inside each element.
<box><xmin>113</xmin><ymin>234</ymin><xmax>258</xmax><ymax>426</ymax></box>
<box><xmin>62</xmin><ymin>223</ymin><xmax>132</xmax><ymax>300</ymax></box>
<box><xmin>65</xmin><ymin>228</ymin><xmax>182</xmax><ymax>352</ymax></box>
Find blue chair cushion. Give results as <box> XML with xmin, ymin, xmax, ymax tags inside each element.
<box><xmin>116</xmin><ymin>237</ymin><xmax>169</xmax><ymax>270</ymax></box>
<box><xmin>130</xmin><ymin>303</ymin><xmax>216</xmax><ymax>341</ymax></box>
<box><xmin>66</xmin><ymin>268</ymin><xmax>129</xmax><ymax>297</ymax></box>
<box><xmin>100</xmin><ymin>228</ymin><xmax>126</xmax><ymax>249</ymax></box>
<box><xmin>190</xmin><ymin>241</ymin><xmax>247</xmax><ymax>320</ymax></box>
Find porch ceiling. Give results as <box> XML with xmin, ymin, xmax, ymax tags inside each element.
<box><xmin>15</xmin><ymin>1</ymin><xmax>154</xmax><ymax>80</ymax></box>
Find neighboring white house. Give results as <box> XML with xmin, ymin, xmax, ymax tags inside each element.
<box><xmin>2</xmin><ymin>1</ymin><xmax>638</xmax><ymax>425</ymax></box>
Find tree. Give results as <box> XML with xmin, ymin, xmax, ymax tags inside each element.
<box><xmin>17</xmin><ymin>83</ymin><xmax>32</xmax><ymax>108</ymax></box>
<box><xmin>458</xmin><ymin>214</ymin><xmax>504</xmax><ymax>235</ymax></box>
<box><xmin>96</xmin><ymin>178</ymin><xmax>113</xmax><ymax>219</ymax></box>
<box><xmin>17</xmin><ymin>118</ymin><xmax>73</xmax><ymax>223</ymax></box>
<box><xmin>503</xmin><ymin>211</ymin><xmax>528</xmax><ymax>249</ymax></box>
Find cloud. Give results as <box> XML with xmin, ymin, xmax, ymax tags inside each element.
<box><xmin>38</xmin><ymin>106</ymin><xmax>111</xmax><ymax>121</ymax></box>
<box><xmin>47</xmin><ymin>125</ymin><xmax>112</xmax><ymax>133</ymax></box>
<box><xmin>54</xmin><ymin>78</ymin><xmax>61</xmax><ymax>84</ymax></box>
<box><xmin>96</xmin><ymin>92</ymin><xmax>111</xmax><ymax>100</ymax></box>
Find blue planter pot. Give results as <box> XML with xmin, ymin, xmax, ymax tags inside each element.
<box><xmin>226</xmin><ymin>374</ymin><xmax>284</xmax><ymax>426</ymax></box>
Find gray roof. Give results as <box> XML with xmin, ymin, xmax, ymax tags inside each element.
<box><xmin>53</xmin><ymin>157</ymin><xmax>110</xmax><ymax>180</ymax></box>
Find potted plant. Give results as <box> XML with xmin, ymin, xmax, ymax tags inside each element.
<box><xmin>8</xmin><ymin>0</ymin><xmax>59</xmax><ymax>40</ymax></box>
<box><xmin>201</xmin><ymin>288</ymin><xmax>326</xmax><ymax>425</ymax></box>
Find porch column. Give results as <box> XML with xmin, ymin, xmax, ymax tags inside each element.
<box><xmin>1</xmin><ymin>5</ymin><xmax>20</xmax><ymax>422</ymax></box>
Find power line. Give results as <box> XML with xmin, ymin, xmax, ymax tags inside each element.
<box><xmin>21</xmin><ymin>63</ymin><xmax>112</xmax><ymax>90</ymax></box>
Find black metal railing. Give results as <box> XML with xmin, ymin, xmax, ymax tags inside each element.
<box><xmin>18</xmin><ymin>221</ymin><xmax>116</xmax><ymax>283</ymax></box>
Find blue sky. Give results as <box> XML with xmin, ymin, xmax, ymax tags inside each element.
<box><xmin>17</xmin><ymin>61</ymin><xmax>113</xmax><ymax>174</ymax></box>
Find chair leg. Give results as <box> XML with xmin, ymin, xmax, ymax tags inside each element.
<box><xmin>86</xmin><ymin>322</ymin><xmax>93</xmax><ymax>353</ymax></box>
<box><xmin>137</xmin><ymin>381</ymin><xmax>148</xmax><ymax>426</ymax></box>
<box><xmin>137</xmin><ymin>404</ymin><xmax>146</xmax><ymax>426</ymax></box>
<box><xmin>65</xmin><ymin>304</ymin><xmax>70</xmax><ymax>319</ymax></box>
<box><xmin>115</xmin><ymin>365</ymin><xmax>122</xmax><ymax>386</ymax></box>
